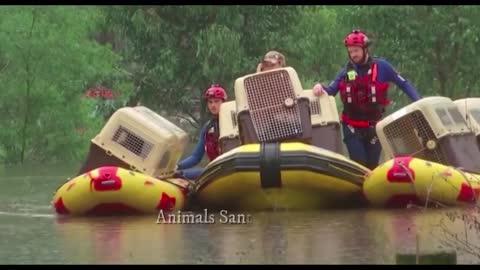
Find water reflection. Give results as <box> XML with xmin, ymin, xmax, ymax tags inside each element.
<box><xmin>55</xmin><ymin>210</ymin><xmax>389</xmax><ymax>264</ymax></box>
<box><xmin>54</xmin><ymin>215</ymin><xmax>187</xmax><ymax>264</ymax></box>
<box><xmin>1</xmin><ymin>206</ymin><xmax>477</xmax><ymax>264</ymax></box>
<box><xmin>5</xmin><ymin>163</ymin><xmax>480</xmax><ymax>264</ymax></box>
<box><xmin>363</xmin><ymin>207</ymin><xmax>480</xmax><ymax>264</ymax></box>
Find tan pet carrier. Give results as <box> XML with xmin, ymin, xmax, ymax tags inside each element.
<box><xmin>376</xmin><ymin>96</ymin><xmax>480</xmax><ymax>173</ymax></box>
<box><xmin>454</xmin><ymin>98</ymin><xmax>480</xmax><ymax>148</ymax></box>
<box><xmin>234</xmin><ymin>67</ymin><xmax>312</xmax><ymax>144</ymax></box>
<box><xmin>300</xmin><ymin>89</ymin><xmax>342</xmax><ymax>154</ymax></box>
<box><xmin>77</xmin><ymin>106</ymin><xmax>189</xmax><ymax>178</ymax></box>
<box><xmin>218</xmin><ymin>100</ymin><xmax>241</xmax><ymax>154</ymax></box>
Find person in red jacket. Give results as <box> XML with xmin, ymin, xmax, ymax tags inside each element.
<box><xmin>175</xmin><ymin>84</ymin><xmax>227</xmax><ymax>180</ymax></box>
<box><xmin>312</xmin><ymin>30</ymin><xmax>422</xmax><ymax>170</ymax></box>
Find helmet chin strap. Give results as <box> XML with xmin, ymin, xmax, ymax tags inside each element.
<box><xmin>361</xmin><ymin>49</ymin><xmax>369</xmax><ymax>64</ymax></box>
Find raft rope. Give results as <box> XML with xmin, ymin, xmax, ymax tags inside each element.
<box><xmin>409</xmin><ymin>145</ymin><xmax>430</xmax><ymax>158</ymax></box>
<box><xmin>183</xmin><ymin>180</ymin><xmax>196</xmax><ymax>196</ymax></box>
<box><xmin>161</xmin><ymin>177</ymin><xmax>196</xmax><ymax>197</ymax></box>
<box><xmin>391</xmin><ymin>138</ymin><xmax>478</xmax><ymax>208</ymax></box>
<box><xmin>396</xmin><ymin>159</ymin><xmax>448</xmax><ymax>209</ymax></box>
<box><xmin>396</xmin><ymin>159</ymin><xmax>423</xmax><ymax>207</ymax></box>
<box><xmin>397</xmin><ymin>158</ymin><xmax>480</xmax><ymax>209</ymax></box>
<box><xmin>88</xmin><ymin>172</ymin><xmax>95</xmax><ymax>192</ymax></box>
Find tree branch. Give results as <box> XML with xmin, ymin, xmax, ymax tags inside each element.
<box><xmin>176</xmin><ymin>114</ymin><xmax>200</xmax><ymax>129</ymax></box>
<box><xmin>0</xmin><ymin>59</ymin><xmax>10</xmax><ymax>75</ymax></box>
<box><xmin>20</xmin><ymin>7</ymin><xmax>38</xmax><ymax>163</ymax></box>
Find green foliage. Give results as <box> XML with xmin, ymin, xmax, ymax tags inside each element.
<box><xmin>0</xmin><ymin>6</ymin><xmax>129</xmax><ymax>164</ymax></box>
<box><xmin>281</xmin><ymin>6</ymin><xmax>347</xmax><ymax>86</ymax></box>
<box><xmin>2</xmin><ymin>5</ymin><xmax>480</xmax><ymax>164</ymax></box>
<box><xmin>340</xmin><ymin>5</ymin><xmax>480</xmax><ymax>112</ymax></box>
<box><xmin>103</xmin><ymin>5</ymin><xmax>303</xmax><ymax>125</ymax></box>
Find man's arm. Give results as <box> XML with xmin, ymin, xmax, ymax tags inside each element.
<box><xmin>177</xmin><ymin>125</ymin><xmax>207</xmax><ymax>170</ymax></box>
<box><xmin>321</xmin><ymin>67</ymin><xmax>346</xmax><ymax>96</ymax></box>
<box><xmin>381</xmin><ymin>60</ymin><xmax>422</xmax><ymax>102</ymax></box>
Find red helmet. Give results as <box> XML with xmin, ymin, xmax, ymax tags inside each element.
<box><xmin>344</xmin><ymin>30</ymin><xmax>370</xmax><ymax>48</ymax></box>
<box><xmin>204</xmin><ymin>84</ymin><xmax>227</xmax><ymax>101</ymax></box>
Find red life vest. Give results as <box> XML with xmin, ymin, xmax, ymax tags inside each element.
<box><xmin>338</xmin><ymin>60</ymin><xmax>390</xmax><ymax>127</ymax></box>
<box><xmin>204</xmin><ymin>119</ymin><xmax>220</xmax><ymax>161</ymax></box>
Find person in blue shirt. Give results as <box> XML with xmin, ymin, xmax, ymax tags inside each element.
<box><xmin>312</xmin><ymin>30</ymin><xmax>422</xmax><ymax>170</ymax></box>
<box><xmin>175</xmin><ymin>84</ymin><xmax>227</xmax><ymax>180</ymax></box>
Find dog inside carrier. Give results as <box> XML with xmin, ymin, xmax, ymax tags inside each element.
<box><xmin>77</xmin><ymin>106</ymin><xmax>189</xmax><ymax>179</ymax></box>
<box><xmin>376</xmin><ymin>96</ymin><xmax>480</xmax><ymax>174</ymax></box>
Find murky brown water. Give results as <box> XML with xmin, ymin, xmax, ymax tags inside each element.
<box><xmin>0</xmin><ymin>164</ymin><xmax>479</xmax><ymax>264</ymax></box>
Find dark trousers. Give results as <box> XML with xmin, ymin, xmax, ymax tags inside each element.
<box><xmin>341</xmin><ymin>121</ymin><xmax>382</xmax><ymax>170</ymax></box>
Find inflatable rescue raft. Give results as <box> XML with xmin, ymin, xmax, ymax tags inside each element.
<box><xmin>363</xmin><ymin>156</ymin><xmax>480</xmax><ymax>208</ymax></box>
<box><xmin>194</xmin><ymin>142</ymin><xmax>371</xmax><ymax>211</ymax></box>
<box><xmin>52</xmin><ymin>166</ymin><xmax>192</xmax><ymax>216</ymax></box>
<box><xmin>51</xmin><ymin>105</ymin><xmax>195</xmax><ymax>216</ymax></box>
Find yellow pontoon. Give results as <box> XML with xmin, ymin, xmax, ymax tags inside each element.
<box><xmin>195</xmin><ymin>142</ymin><xmax>370</xmax><ymax>211</ymax></box>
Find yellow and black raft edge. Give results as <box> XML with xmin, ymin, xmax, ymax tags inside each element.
<box><xmin>194</xmin><ymin>142</ymin><xmax>371</xmax><ymax>211</ymax></box>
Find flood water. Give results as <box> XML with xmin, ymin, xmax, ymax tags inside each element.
<box><xmin>1</xmin><ymin>163</ymin><xmax>480</xmax><ymax>264</ymax></box>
